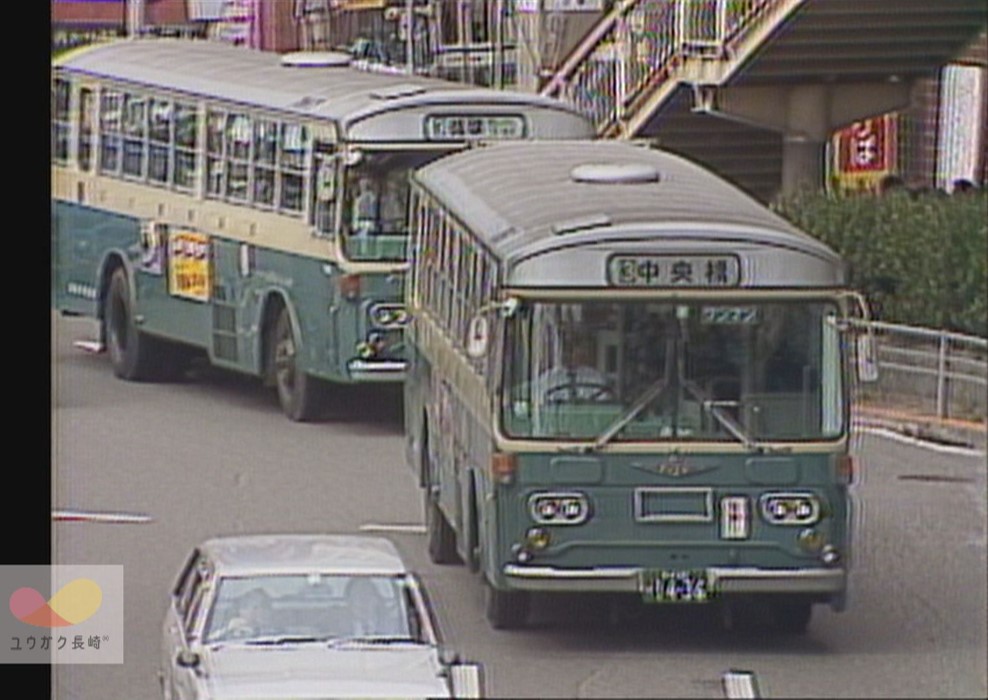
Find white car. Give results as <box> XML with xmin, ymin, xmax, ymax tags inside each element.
<box><xmin>159</xmin><ymin>534</ymin><xmax>483</xmax><ymax>699</ymax></box>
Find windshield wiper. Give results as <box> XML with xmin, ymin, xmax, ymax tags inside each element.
<box><xmin>590</xmin><ymin>377</ymin><xmax>671</xmax><ymax>452</ymax></box>
<box><xmin>327</xmin><ymin>636</ymin><xmax>420</xmax><ymax>648</ymax></box>
<box><xmin>242</xmin><ymin>635</ymin><xmax>335</xmax><ymax>646</ymax></box>
<box><xmin>681</xmin><ymin>379</ymin><xmax>765</xmax><ymax>452</ymax></box>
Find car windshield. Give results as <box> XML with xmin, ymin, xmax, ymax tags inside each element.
<box><xmin>203</xmin><ymin>574</ymin><xmax>421</xmax><ymax>645</ymax></box>
<box><xmin>501</xmin><ymin>300</ymin><xmax>845</xmax><ymax>443</ymax></box>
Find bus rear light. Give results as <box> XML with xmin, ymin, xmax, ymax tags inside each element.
<box><xmin>490</xmin><ymin>452</ymin><xmax>517</xmax><ymax>484</ymax></box>
<box><xmin>719</xmin><ymin>496</ymin><xmax>750</xmax><ymax>539</ymax></box>
<box><xmin>340</xmin><ymin>274</ymin><xmax>361</xmax><ymax>300</ymax></box>
<box><xmin>837</xmin><ymin>455</ymin><xmax>856</xmax><ymax>485</ymax></box>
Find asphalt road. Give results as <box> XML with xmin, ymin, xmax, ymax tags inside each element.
<box><xmin>49</xmin><ymin>311</ymin><xmax>988</xmax><ymax>699</ymax></box>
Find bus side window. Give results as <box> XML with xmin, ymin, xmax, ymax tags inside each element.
<box><xmin>78</xmin><ymin>87</ymin><xmax>94</xmax><ymax>171</ymax></box>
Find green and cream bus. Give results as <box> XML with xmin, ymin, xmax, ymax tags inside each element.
<box><xmin>405</xmin><ymin>139</ymin><xmax>874</xmax><ymax>631</ymax></box>
<box><xmin>52</xmin><ymin>38</ymin><xmax>593</xmax><ymax>421</ymax></box>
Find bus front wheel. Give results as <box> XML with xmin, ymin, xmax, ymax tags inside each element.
<box><xmin>106</xmin><ymin>268</ymin><xmax>159</xmax><ymax>381</ymax></box>
<box><xmin>484</xmin><ymin>579</ymin><xmax>529</xmax><ymax>630</ymax></box>
<box><xmin>271</xmin><ymin>306</ymin><xmax>321</xmax><ymax>422</ymax></box>
<box><xmin>771</xmin><ymin>598</ymin><xmax>812</xmax><ymax>635</ymax></box>
<box><xmin>423</xmin><ymin>428</ymin><xmax>459</xmax><ymax>565</ymax></box>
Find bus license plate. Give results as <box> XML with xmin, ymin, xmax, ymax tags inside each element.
<box><xmin>639</xmin><ymin>570</ymin><xmax>713</xmax><ymax>603</ymax></box>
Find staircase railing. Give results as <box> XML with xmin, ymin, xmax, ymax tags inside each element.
<box><xmin>540</xmin><ymin>0</ymin><xmax>786</xmax><ymax>136</ymax></box>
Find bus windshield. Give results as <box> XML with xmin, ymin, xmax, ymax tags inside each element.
<box><xmin>343</xmin><ymin>149</ymin><xmax>451</xmax><ymax>262</ymax></box>
<box><xmin>502</xmin><ymin>300</ymin><xmax>844</xmax><ymax>443</ymax></box>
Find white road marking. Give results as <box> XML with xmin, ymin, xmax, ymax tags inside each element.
<box><xmin>359</xmin><ymin>523</ymin><xmax>427</xmax><ymax>534</ymax></box>
<box><xmin>855</xmin><ymin>426</ymin><xmax>986</xmax><ymax>457</ymax></box>
<box><xmin>53</xmin><ymin>509</ymin><xmax>154</xmax><ymax>524</ymax></box>
<box><xmin>723</xmin><ymin>670</ymin><xmax>760</xmax><ymax>699</ymax></box>
<box><xmin>72</xmin><ymin>340</ymin><xmax>104</xmax><ymax>353</ymax></box>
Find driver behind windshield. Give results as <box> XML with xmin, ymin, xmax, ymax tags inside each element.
<box><xmin>539</xmin><ymin>338</ymin><xmax>613</xmax><ymax>404</ymax></box>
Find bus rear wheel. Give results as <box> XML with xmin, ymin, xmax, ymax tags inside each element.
<box><xmin>106</xmin><ymin>268</ymin><xmax>159</xmax><ymax>381</ymax></box>
<box><xmin>271</xmin><ymin>306</ymin><xmax>321</xmax><ymax>422</ymax></box>
<box><xmin>484</xmin><ymin>579</ymin><xmax>529</xmax><ymax>630</ymax></box>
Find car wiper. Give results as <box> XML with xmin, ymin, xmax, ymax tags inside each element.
<box><xmin>327</xmin><ymin>636</ymin><xmax>420</xmax><ymax>648</ymax></box>
<box><xmin>243</xmin><ymin>635</ymin><xmax>335</xmax><ymax>646</ymax></box>
<box><xmin>590</xmin><ymin>377</ymin><xmax>670</xmax><ymax>452</ymax></box>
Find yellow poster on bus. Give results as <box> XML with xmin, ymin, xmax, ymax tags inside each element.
<box><xmin>168</xmin><ymin>230</ymin><xmax>212</xmax><ymax>302</ymax></box>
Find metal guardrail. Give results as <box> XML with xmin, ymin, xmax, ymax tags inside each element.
<box><xmin>540</xmin><ymin>0</ymin><xmax>783</xmax><ymax>135</ymax></box>
<box><xmin>853</xmin><ymin>319</ymin><xmax>988</xmax><ymax>424</ymax></box>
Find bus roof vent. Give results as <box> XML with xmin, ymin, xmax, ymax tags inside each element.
<box><xmin>552</xmin><ymin>213</ymin><xmax>612</xmax><ymax>235</ymax></box>
<box><xmin>370</xmin><ymin>84</ymin><xmax>429</xmax><ymax>100</ymax></box>
<box><xmin>281</xmin><ymin>51</ymin><xmax>352</xmax><ymax>68</ymax></box>
<box><xmin>570</xmin><ymin>163</ymin><xmax>660</xmax><ymax>185</ymax></box>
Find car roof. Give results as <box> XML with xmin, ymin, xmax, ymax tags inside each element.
<box><xmin>198</xmin><ymin>534</ymin><xmax>409</xmax><ymax>577</ymax></box>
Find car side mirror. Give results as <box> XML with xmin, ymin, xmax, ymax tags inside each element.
<box><xmin>176</xmin><ymin>650</ymin><xmax>201</xmax><ymax>669</ymax></box>
<box><xmin>449</xmin><ymin>661</ymin><xmax>484</xmax><ymax>698</ymax></box>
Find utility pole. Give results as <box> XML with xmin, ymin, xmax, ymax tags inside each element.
<box><xmin>127</xmin><ymin>0</ymin><xmax>145</xmax><ymax>38</ymax></box>
<box><xmin>406</xmin><ymin>0</ymin><xmax>415</xmax><ymax>74</ymax></box>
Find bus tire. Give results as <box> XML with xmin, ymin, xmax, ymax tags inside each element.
<box><xmin>484</xmin><ymin>579</ymin><xmax>529</xmax><ymax>630</ymax></box>
<box><xmin>271</xmin><ymin>306</ymin><xmax>321</xmax><ymax>422</ymax></box>
<box><xmin>425</xmin><ymin>488</ymin><xmax>459</xmax><ymax>565</ymax></box>
<box><xmin>105</xmin><ymin>268</ymin><xmax>159</xmax><ymax>381</ymax></box>
<box><xmin>771</xmin><ymin>598</ymin><xmax>812</xmax><ymax>635</ymax></box>
<box><xmin>423</xmin><ymin>428</ymin><xmax>459</xmax><ymax>564</ymax></box>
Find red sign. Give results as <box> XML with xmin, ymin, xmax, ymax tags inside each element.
<box><xmin>835</xmin><ymin>116</ymin><xmax>897</xmax><ymax>175</ymax></box>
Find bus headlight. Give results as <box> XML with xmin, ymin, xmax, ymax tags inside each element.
<box><xmin>759</xmin><ymin>493</ymin><xmax>821</xmax><ymax>525</ymax></box>
<box><xmin>528</xmin><ymin>492</ymin><xmax>590</xmax><ymax>525</ymax></box>
<box><xmin>368</xmin><ymin>303</ymin><xmax>409</xmax><ymax>329</ymax></box>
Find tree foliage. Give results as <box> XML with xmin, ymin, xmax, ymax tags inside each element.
<box><xmin>772</xmin><ymin>189</ymin><xmax>987</xmax><ymax>338</ymax></box>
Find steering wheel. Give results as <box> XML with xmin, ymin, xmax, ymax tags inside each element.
<box><xmin>545</xmin><ymin>381</ymin><xmax>616</xmax><ymax>403</ymax></box>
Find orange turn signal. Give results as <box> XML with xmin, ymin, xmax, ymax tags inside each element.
<box><xmin>491</xmin><ymin>452</ymin><xmax>517</xmax><ymax>484</ymax></box>
<box><xmin>340</xmin><ymin>274</ymin><xmax>360</xmax><ymax>300</ymax></box>
<box><xmin>837</xmin><ymin>455</ymin><xmax>856</xmax><ymax>485</ymax></box>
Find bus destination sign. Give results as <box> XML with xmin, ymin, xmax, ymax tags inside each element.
<box><xmin>425</xmin><ymin>114</ymin><xmax>526</xmax><ymax>141</ymax></box>
<box><xmin>607</xmin><ymin>254</ymin><xmax>741</xmax><ymax>288</ymax></box>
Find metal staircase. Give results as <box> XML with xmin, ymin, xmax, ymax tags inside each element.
<box><xmin>539</xmin><ymin>0</ymin><xmax>987</xmax><ymax>201</ymax></box>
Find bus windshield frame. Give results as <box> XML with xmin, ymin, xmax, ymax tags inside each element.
<box><xmin>500</xmin><ymin>297</ymin><xmax>846</xmax><ymax>445</ymax></box>
<box><xmin>339</xmin><ymin>146</ymin><xmax>461</xmax><ymax>263</ymax></box>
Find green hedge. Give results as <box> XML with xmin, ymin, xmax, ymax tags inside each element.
<box><xmin>772</xmin><ymin>189</ymin><xmax>987</xmax><ymax>338</ymax></box>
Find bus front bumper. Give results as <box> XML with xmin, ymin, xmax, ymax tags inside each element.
<box><xmin>346</xmin><ymin>359</ymin><xmax>407</xmax><ymax>382</ymax></box>
<box><xmin>502</xmin><ymin>564</ymin><xmax>846</xmax><ymax>596</ymax></box>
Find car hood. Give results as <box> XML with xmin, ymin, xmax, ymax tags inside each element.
<box><xmin>199</xmin><ymin>645</ymin><xmax>451</xmax><ymax>699</ymax></box>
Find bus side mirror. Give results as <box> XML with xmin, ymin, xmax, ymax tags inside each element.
<box><xmin>466</xmin><ymin>315</ymin><xmax>490</xmax><ymax>359</ymax></box>
<box><xmin>856</xmin><ymin>334</ymin><xmax>879</xmax><ymax>382</ymax></box>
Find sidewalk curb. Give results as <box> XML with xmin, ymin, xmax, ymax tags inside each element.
<box><xmin>853</xmin><ymin>406</ymin><xmax>988</xmax><ymax>452</ymax></box>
